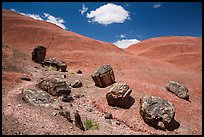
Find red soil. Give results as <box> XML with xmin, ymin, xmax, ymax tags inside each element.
<box><xmin>2</xmin><ymin>9</ymin><xmax>202</xmax><ymax>135</ymax></box>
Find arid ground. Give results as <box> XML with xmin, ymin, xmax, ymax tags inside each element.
<box><xmin>2</xmin><ymin>9</ymin><xmax>202</xmax><ymax>135</ymax></box>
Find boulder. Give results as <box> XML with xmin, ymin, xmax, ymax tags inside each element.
<box><xmin>37</xmin><ymin>78</ymin><xmax>71</xmax><ymax>96</ymax></box>
<box><xmin>91</xmin><ymin>64</ymin><xmax>115</xmax><ymax>88</ymax></box>
<box><xmin>31</xmin><ymin>46</ymin><xmax>46</xmax><ymax>64</ymax></box>
<box><xmin>106</xmin><ymin>83</ymin><xmax>132</xmax><ymax>108</ymax></box>
<box><xmin>70</xmin><ymin>80</ymin><xmax>83</xmax><ymax>88</ymax></box>
<box><xmin>165</xmin><ymin>81</ymin><xmax>189</xmax><ymax>100</ymax></box>
<box><xmin>22</xmin><ymin>89</ymin><xmax>60</xmax><ymax>109</ymax></box>
<box><xmin>42</xmin><ymin>58</ymin><xmax>67</xmax><ymax>72</ymax></box>
<box><xmin>140</xmin><ymin>95</ymin><xmax>176</xmax><ymax>130</ymax></box>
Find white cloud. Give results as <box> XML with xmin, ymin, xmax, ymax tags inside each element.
<box><xmin>79</xmin><ymin>4</ymin><xmax>88</xmax><ymax>15</ymax></box>
<box><xmin>43</xmin><ymin>13</ymin><xmax>67</xmax><ymax>29</ymax></box>
<box><xmin>10</xmin><ymin>8</ymin><xmax>16</xmax><ymax>12</ymax></box>
<box><xmin>20</xmin><ymin>13</ymin><xmax>43</xmax><ymax>21</ymax></box>
<box><xmin>153</xmin><ymin>3</ymin><xmax>162</xmax><ymax>8</ymax></box>
<box><xmin>119</xmin><ymin>34</ymin><xmax>126</xmax><ymax>38</ymax></box>
<box><xmin>86</xmin><ymin>3</ymin><xmax>130</xmax><ymax>25</ymax></box>
<box><xmin>113</xmin><ymin>39</ymin><xmax>140</xmax><ymax>49</ymax></box>
<box><xmin>9</xmin><ymin>9</ymin><xmax>67</xmax><ymax>29</ymax></box>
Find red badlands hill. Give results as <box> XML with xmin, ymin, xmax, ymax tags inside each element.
<box><xmin>126</xmin><ymin>36</ymin><xmax>202</xmax><ymax>71</ymax></box>
<box><xmin>2</xmin><ymin>9</ymin><xmax>202</xmax><ymax>135</ymax></box>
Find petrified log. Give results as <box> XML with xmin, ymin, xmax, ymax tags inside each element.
<box><xmin>106</xmin><ymin>83</ymin><xmax>132</xmax><ymax>108</ymax></box>
<box><xmin>91</xmin><ymin>64</ymin><xmax>115</xmax><ymax>88</ymax></box>
<box><xmin>37</xmin><ymin>78</ymin><xmax>71</xmax><ymax>96</ymax></box>
<box><xmin>165</xmin><ymin>81</ymin><xmax>189</xmax><ymax>100</ymax></box>
<box><xmin>22</xmin><ymin>89</ymin><xmax>60</xmax><ymax>109</ymax></box>
<box><xmin>31</xmin><ymin>45</ymin><xmax>46</xmax><ymax>63</ymax></box>
<box><xmin>140</xmin><ymin>95</ymin><xmax>176</xmax><ymax>130</ymax></box>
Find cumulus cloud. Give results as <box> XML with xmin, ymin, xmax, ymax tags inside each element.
<box><xmin>119</xmin><ymin>34</ymin><xmax>126</xmax><ymax>38</ymax></box>
<box><xmin>43</xmin><ymin>13</ymin><xmax>67</xmax><ymax>29</ymax></box>
<box><xmin>10</xmin><ymin>8</ymin><xmax>16</xmax><ymax>11</ymax></box>
<box><xmin>20</xmin><ymin>13</ymin><xmax>43</xmax><ymax>21</ymax></box>
<box><xmin>86</xmin><ymin>3</ymin><xmax>130</xmax><ymax>25</ymax></box>
<box><xmin>10</xmin><ymin>9</ymin><xmax>67</xmax><ymax>29</ymax></box>
<box><xmin>153</xmin><ymin>3</ymin><xmax>162</xmax><ymax>8</ymax></box>
<box><xmin>113</xmin><ymin>39</ymin><xmax>140</xmax><ymax>49</ymax></box>
<box><xmin>79</xmin><ymin>4</ymin><xmax>88</xmax><ymax>15</ymax></box>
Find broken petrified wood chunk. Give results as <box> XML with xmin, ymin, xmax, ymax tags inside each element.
<box><xmin>42</xmin><ymin>58</ymin><xmax>67</xmax><ymax>72</ymax></box>
<box><xmin>165</xmin><ymin>81</ymin><xmax>189</xmax><ymax>100</ymax></box>
<box><xmin>59</xmin><ymin>110</ymin><xmax>73</xmax><ymax>123</ymax></box>
<box><xmin>22</xmin><ymin>88</ymin><xmax>60</xmax><ymax>109</ymax></box>
<box><xmin>140</xmin><ymin>95</ymin><xmax>176</xmax><ymax>130</ymax></box>
<box><xmin>37</xmin><ymin>78</ymin><xmax>71</xmax><ymax>96</ymax></box>
<box><xmin>31</xmin><ymin>45</ymin><xmax>46</xmax><ymax>64</ymax></box>
<box><xmin>70</xmin><ymin>80</ymin><xmax>83</xmax><ymax>88</ymax></box>
<box><xmin>91</xmin><ymin>64</ymin><xmax>115</xmax><ymax>88</ymax></box>
<box><xmin>74</xmin><ymin>110</ymin><xmax>85</xmax><ymax>131</ymax></box>
<box><xmin>106</xmin><ymin>83</ymin><xmax>132</xmax><ymax>108</ymax></box>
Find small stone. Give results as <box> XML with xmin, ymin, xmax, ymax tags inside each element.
<box><xmin>104</xmin><ymin>112</ymin><xmax>113</xmax><ymax>119</ymax></box>
<box><xmin>62</xmin><ymin>75</ymin><xmax>66</xmax><ymax>79</ymax></box>
<box><xmin>86</xmin><ymin>108</ymin><xmax>92</xmax><ymax>112</ymax></box>
<box><xmin>116</xmin><ymin>121</ymin><xmax>120</xmax><ymax>125</ymax></box>
<box><xmin>76</xmin><ymin>70</ymin><xmax>82</xmax><ymax>74</ymax></box>
<box><xmin>61</xmin><ymin>94</ymin><xmax>74</xmax><ymax>102</ymax></box>
<box><xmin>70</xmin><ymin>80</ymin><xmax>83</xmax><ymax>88</ymax></box>
<box><xmin>51</xmin><ymin>112</ymin><xmax>57</xmax><ymax>117</ymax></box>
<box><xmin>7</xmin><ymin>103</ymin><xmax>11</xmax><ymax>106</ymax></box>
<box><xmin>105</xmin><ymin>119</ymin><xmax>112</xmax><ymax>124</ymax></box>
<box><xmin>21</xmin><ymin>77</ymin><xmax>31</xmax><ymax>81</ymax></box>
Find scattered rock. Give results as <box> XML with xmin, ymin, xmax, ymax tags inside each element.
<box><xmin>106</xmin><ymin>83</ymin><xmax>132</xmax><ymax>108</ymax></box>
<box><xmin>165</xmin><ymin>81</ymin><xmax>189</xmax><ymax>100</ymax></box>
<box><xmin>104</xmin><ymin>112</ymin><xmax>113</xmax><ymax>119</ymax></box>
<box><xmin>73</xmin><ymin>110</ymin><xmax>85</xmax><ymax>131</ymax></box>
<box><xmin>61</xmin><ymin>94</ymin><xmax>74</xmax><ymax>102</ymax></box>
<box><xmin>116</xmin><ymin>121</ymin><xmax>120</xmax><ymax>125</ymax></box>
<box><xmin>59</xmin><ymin>110</ymin><xmax>73</xmax><ymax>123</ymax></box>
<box><xmin>70</xmin><ymin>80</ymin><xmax>83</xmax><ymax>88</ymax></box>
<box><xmin>37</xmin><ymin>78</ymin><xmax>71</xmax><ymax>96</ymax></box>
<box><xmin>22</xmin><ymin>89</ymin><xmax>60</xmax><ymax>109</ymax></box>
<box><xmin>86</xmin><ymin>108</ymin><xmax>92</xmax><ymax>112</ymax></box>
<box><xmin>31</xmin><ymin>45</ymin><xmax>46</xmax><ymax>64</ymax></box>
<box><xmin>76</xmin><ymin>70</ymin><xmax>82</xmax><ymax>74</ymax></box>
<box><xmin>91</xmin><ymin>64</ymin><xmax>115</xmax><ymax>88</ymax></box>
<box><xmin>7</xmin><ymin>103</ymin><xmax>11</xmax><ymax>106</ymax></box>
<box><xmin>74</xmin><ymin>94</ymin><xmax>84</xmax><ymax>99</ymax></box>
<box><xmin>34</xmin><ymin>66</ymin><xmax>38</xmax><ymax>69</ymax></box>
<box><xmin>62</xmin><ymin>74</ymin><xmax>66</xmax><ymax>79</ymax></box>
<box><xmin>51</xmin><ymin>112</ymin><xmax>57</xmax><ymax>117</ymax></box>
<box><xmin>140</xmin><ymin>95</ymin><xmax>176</xmax><ymax>130</ymax></box>
<box><xmin>21</xmin><ymin>76</ymin><xmax>31</xmax><ymax>81</ymax></box>
<box><xmin>105</xmin><ymin>119</ymin><xmax>112</xmax><ymax>124</ymax></box>
<box><xmin>42</xmin><ymin>58</ymin><xmax>67</xmax><ymax>72</ymax></box>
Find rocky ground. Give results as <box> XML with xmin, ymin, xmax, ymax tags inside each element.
<box><xmin>2</xmin><ymin>42</ymin><xmax>202</xmax><ymax>135</ymax></box>
<box><xmin>2</xmin><ymin>9</ymin><xmax>202</xmax><ymax>135</ymax></box>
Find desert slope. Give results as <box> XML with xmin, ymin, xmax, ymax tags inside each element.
<box><xmin>2</xmin><ymin>9</ymin><xmax>202</xmax><ymax>135</ymax></box>
<box><xmin>125</xmin><ymin>36</ymin><xmax>202</xmax><ymax>71</ymax></box>
<box><xmin>2</xmin><ymin>9</ymin><xmax>123</xmax><ymax>54</ymax></box>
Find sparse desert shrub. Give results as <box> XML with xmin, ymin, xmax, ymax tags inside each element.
<box><xmin>83</xmin><ymin>119</ymin><xmax>99</xmax><ymax>130</ymax></box>
<box><xmin>44</xmin><ymin>65</ymin><xmax>57</xmax><ymax>71</ymax></box>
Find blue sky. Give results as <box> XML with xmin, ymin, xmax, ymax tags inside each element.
<box><xmin>2</xmin><ymin>2</ymin><xmax>202</xmax><ymax>48</ymax></box>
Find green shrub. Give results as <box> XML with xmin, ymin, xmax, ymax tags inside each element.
<box><xmin>83</xmin><ymin>119</ymin><xmax>99</xmax><ymax>130</ymax></box>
